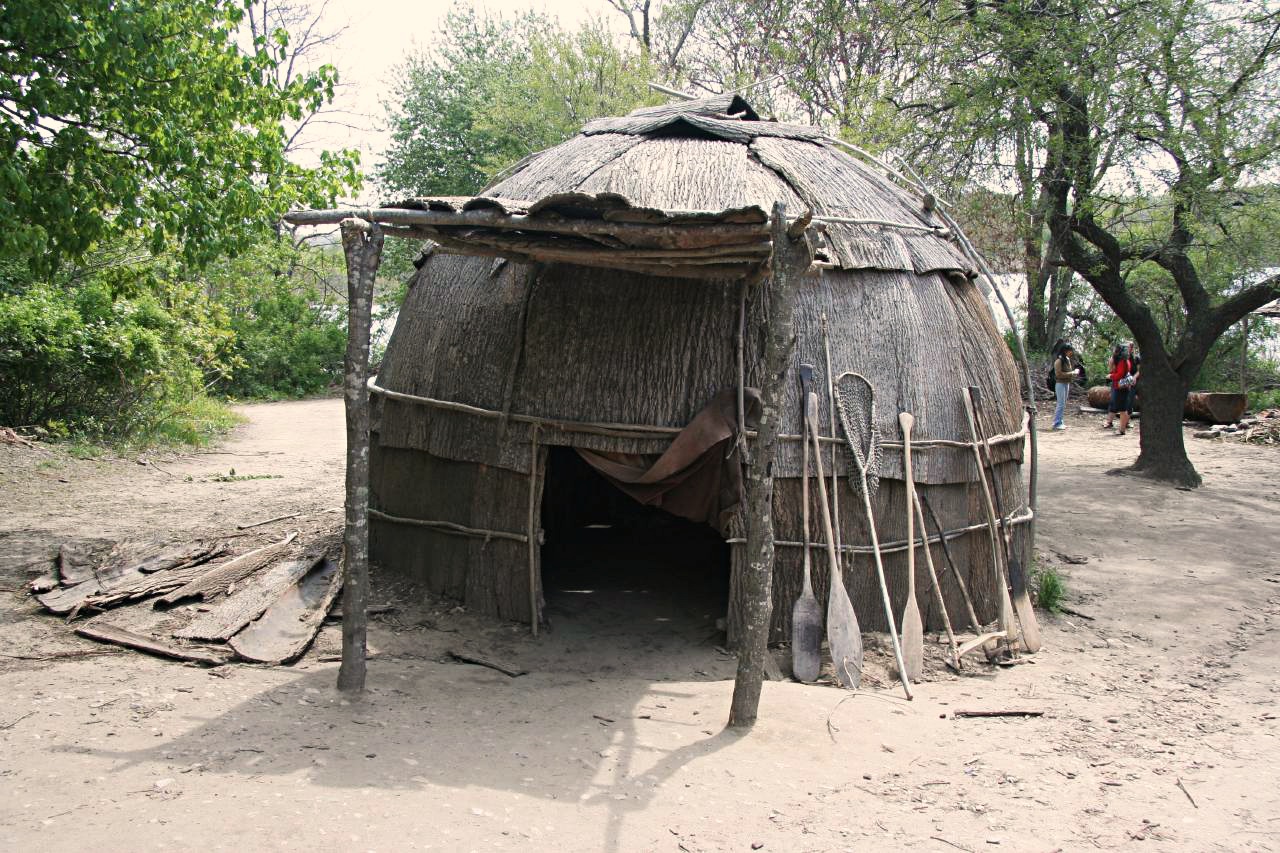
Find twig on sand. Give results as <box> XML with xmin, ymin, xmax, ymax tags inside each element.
<box><xmin>0</xmin><ymin>711</ymin><xmax>34</xmax><ymax>730</ymax></box>
<box><xmin>0</xmin><ymin>649</ymin><xmax>121</xmax><ymax>661</ymax></box>
<box><xmin>236</xmin><ymin>512</ymin><xmax>302</xmax><ymax>530</ymax></box>
<box><xmin>953</xmin><ymin>709</ymin><xmax>1044</xmax><ymax>719</ymax></box>
<box><xmin>930</xmin><ymin>837</ymin><xmax>975</xmax><ymax>853</ymax></box>
<box><xmin>447</xmin><ymin>650</ymin><xmax>527</xmax><ymax>678</ymax></box>
<box><xmin>1058</xmin><ymin>605</ymin><xmax>1095</xmax><ymax>621</ymax></box>
<box><xmin>1176</xmin><ymin>778</ymin><xmax>1199</xmax><ymax>808</ymax></box>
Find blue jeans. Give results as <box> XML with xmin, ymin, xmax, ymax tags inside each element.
<box><xmin>1053</xmin><ymin>381</ymin><xmax>1069</xmax><ymax>427</ymax></box>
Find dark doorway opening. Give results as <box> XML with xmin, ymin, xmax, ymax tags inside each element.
<box><xmin>539</xmin><ymin>446</ymin><xmax>730</xmax><ymax>646</ymax></box>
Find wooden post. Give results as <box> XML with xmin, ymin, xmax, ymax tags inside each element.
<box><xmin>728</xmin><ymin>203</ymin><xmax>813</xmax><ymax>729</ymax></box>
<box><xmin>1240</xmin><ymin>316</ymin><xmax>1249</xmax><ymax>394</ymax></box>
<box><xmin>337</xmin><ymin>218</ymin><xmax>384</xmax><ymax>693</ymax></box>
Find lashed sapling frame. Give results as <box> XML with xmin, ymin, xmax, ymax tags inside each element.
<box><xmin>287</xmin><ymin>201</ymin><xmax>816</xmax><ymax>726</ymax></box>
<box><xmin>287</xmin><ymin>191</ymin><xmax>1036</xmax><ymax>724</ymax></box>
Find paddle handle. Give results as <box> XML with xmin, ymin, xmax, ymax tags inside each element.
<box><xmin>799</xmin><ymin>365</ymin><xmax>813</xmax><ymax>596</ymax></box>
<box><xmin>898</xmin><ymin>412</ymin><xmax>917</xmax><ymax>601</ymax></box>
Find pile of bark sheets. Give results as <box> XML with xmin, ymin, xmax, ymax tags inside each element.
<box><xmin>30</xmin><ymin>530</ymin><xmax>340</xmax><ymax>666</ymax></box>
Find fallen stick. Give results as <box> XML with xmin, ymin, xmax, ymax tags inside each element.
<box><xmin>955</xmin><ymin>632</ymin><xmax>1006</xmax><ymax>661</ymax></box>
<box><xmin>0</xmin><ymin>649</ymin><xmax>121</xmax><ymax>661</ymax></box>
<box><xmin>952</xmin><ymin>709</ymin><xmax>1044</xmax><ymax>719</ymax></box>
<box><xmin>0</xmin><ymin>711</ymin><xmax>35</xmax><ymax>730</ymax></box>
<box><xmin>1176</xmin><ymin>778</ymin><xmax>1199</xmax><ymax>809</ymax></box>
<box><xmin>236</xmin><ymin>512</ymin><xmax>302</xmax><ymax>530</ymax></box>
<box><xmin>1059</xmin><ymin>605</ymin><xmax>1095</xmax><ymax>621</ymax></box>
<box><xmin>447</xmin><ymin>650</ymin><xmax>527</xmax><ymax>678</ymax></box>
<box><xmin>76</xmin><ymin>622</ymin><xmax>231</xmax><ymax>666</ymax></box>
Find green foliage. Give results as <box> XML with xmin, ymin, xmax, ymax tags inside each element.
<box><xmin>379</xmin><ymin>7</ymin><xmax>659</xmax><ymax>197</ymax></box>
<box><xmin>0</xmin><ymin>0</ymin><xmax>360</xmax><ymax>271</ymax></box>
<box><xmin>1032</xmin><ymin>564</ymin><xmax>1066</xmax><ymax>614</ymax></box>
<box><xmin>196</xmin><ymin>240</ymin><xmax>348</xmax><ymax>400</ymax></box>
<box><xmin>1249</xmin><ymin>388</ymin><xmax>1280</xmax><ymax>411</ymax></box>
<box><xmin>0</xmin><ymin>267</ymin><xmax>227</xmax><ymax>440</ymax></box>
<box><xmin>0</xmin><ymin>234</ymin><xmax>350</xmax><ymax>442</ymax></box>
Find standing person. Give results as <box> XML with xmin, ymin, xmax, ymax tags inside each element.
<box><xmin>1052</xmin><ymin>342</ymin><xmax>1082</xmax><ymax>430</ymax></box>
<box><xmin>1104</xmin><ymin>342</ymin><xmax>1141</xmax><ymax>434</ymax></box>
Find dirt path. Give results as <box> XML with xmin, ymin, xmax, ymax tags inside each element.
<box><xmin>1</xmin><ymin>400</ymin><xmax>1277</xmax><ymax>852</ymax></box>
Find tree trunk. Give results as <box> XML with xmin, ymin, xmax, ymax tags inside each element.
<box><xmin>1129</xmin><ymin>360</ymin><xmax>1200</xmax><ymax>487</ymax></box>
<box><xmin>728</xmin><ymin>204</ymin><xmax>812</xmax><ymax>730</ymax></box>
<box><xmin>337</xmin><ymin>218</ymin><xmax>384</xmax><ymax>693</ymax></box>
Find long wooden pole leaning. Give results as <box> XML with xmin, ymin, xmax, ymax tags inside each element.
<box><xmin>337</xmin><ymin>218</ymin><xmax>384</xmax><ymax>693</ymax></box>
<box><xmin>729</xmin><ymin>203</ymin><xmax>812</xmax><ymax>729</ymax></box>
<box><xmin>961</xmin><ymin>387</ymin><xmax>1020</xmax><ymax>654</ymax></box>
<box><xmin>971</xmin><ymin>391</ymin><xmax>1041</xmax><ymax>653</ymax></box>
<box><xmin>912</xmin><ymin>493</ymin><xmax>961</xmax><ymax>669</ymax></box>
<box><xmin>527</xmin><ymin>425</ymin><xmax>540</xmax><ymax>637</ymax></box>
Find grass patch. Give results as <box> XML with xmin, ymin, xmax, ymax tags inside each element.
<box><xmin>1032</xmin><ymin>564</ymin><xmax>1066</xmax><ymax>613</ymax></box>
<box><xmin>146</xmin><ymin>395</ymin><xmax>245</xmax><ymax>448</ymax></box>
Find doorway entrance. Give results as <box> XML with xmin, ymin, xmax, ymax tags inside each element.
<box><xmin>538</xmin><ymin>446</ymin><xmax>730</xmax><ymax>648</ymax></box>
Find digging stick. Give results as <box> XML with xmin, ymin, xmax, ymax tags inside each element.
<box><xmin>820</xmin><ymin>316</ymin><xmax>844</xmax><ymax>578</ymax></box>
<box><xmin>970</xmin><ymin>388</ymin><xmax>1041</xmax><ymax>653</ymax></box>
<box><xmin>961</xmin><ymin>387</ymin><xmax>1019</xmax><ymax>652</ymax></box>
<box><xmin>897</xmin><ymin>413</ymin><xmax>925</xmax><ymax>681</ymax></box>
<box><xmin>912</xmin><ymin>492</ymin><xmax>961</xmax><ymax>669</ymax></box>
<box><xmin>920</xmin><ymin>494</ymin><xmax>985</xmax><ymax>634</ymax></box>
<box><xmin>806</xmin><ymin>391</ymin><xmax>862</xmax><ymax>688</ymax></box>
<box><xmin>791</xmin><ymin>369</ymin><xmax>822</xmax><ymax>683</ymax></box>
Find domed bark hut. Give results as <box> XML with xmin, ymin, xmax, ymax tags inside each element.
<box><xmin>366</xmin><ymin>96</ymin><xmax>1030</xmax><ymax>646</ymax></box>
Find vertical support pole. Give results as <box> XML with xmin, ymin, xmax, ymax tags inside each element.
<box><xmin>1240</xmin><ymin>315</ymin><xmax>1249</xmax><ymax>394</ymax></box>
<box><xmin>337</xmin><ymin>218</ymin><xmax>383</xmax><ymax>694</ymax></box>
<box><xmin>728</xmin><ymin>203</ymin><xmax>812</xmax><ymax>730</ymax></box>
<box><xmin>527</xmin><ymin>424</ymin><xmax>540</xmax><ymax>637</ymax></box>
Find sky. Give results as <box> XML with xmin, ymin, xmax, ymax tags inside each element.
<box><xmin>290</xmin><ymin>0</ymin><xmax>629</xmax><ymax>200</ymax></box>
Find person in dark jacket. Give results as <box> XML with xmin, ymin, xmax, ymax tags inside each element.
<box><xmin>1052</xmin><ymin>342</ymin><xmax>1083</xmax><ymax>430</ymax></box>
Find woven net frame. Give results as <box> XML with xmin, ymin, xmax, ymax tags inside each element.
<box><xmin>834</xmin><ymin>371</ymin><xmax>881</xmax><ymax>499</ymax></box>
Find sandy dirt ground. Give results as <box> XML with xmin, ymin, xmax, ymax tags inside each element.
<box><xmin>1</xmin><ymin>398</ymin><xmax>1277</xmax><ymax>852</ymax></box>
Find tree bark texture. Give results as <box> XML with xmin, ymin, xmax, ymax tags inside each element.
<box><xmin>337</xmin><ymin>218</ymin><xmax>383</xmax><ymax>694</ymax></box>
<box><xmin>728</xmin><ymin>205</ymin><xmax>811</xmax><ymax>730</ymax></box>
<box><xmin>1130</xmin><ymin>361</ymin><xmax>1201</xmax><ymax>487</ymax></box>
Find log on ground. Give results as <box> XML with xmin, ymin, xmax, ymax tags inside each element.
<box><xmin>229</xmin><ymin>557</ymin><xmax>340</xmax><ymax>664</ymax></box>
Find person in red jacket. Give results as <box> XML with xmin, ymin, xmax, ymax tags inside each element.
<box><xmin>1104</xmin><ymin>342</ymin><xmax>1141</xmax><ymax>434</ymax></box>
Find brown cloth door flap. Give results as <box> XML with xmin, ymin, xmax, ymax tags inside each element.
<box><xmin>575</xmin><ymin>388</ymin><xmax>761</xmax><ymax>534</ymax></box>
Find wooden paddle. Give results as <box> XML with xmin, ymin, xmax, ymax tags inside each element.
<box><xmin>961</xmin><ymin>386</ymin><xmax>1020</xmax><ymax>652</ymax></box>
<box><xmin>821</xmin><ymin>318</ymin><xmax>861</xmax><ymax>686</ymax></box>
<box><xmin>897</xmin><ymin>412</ymin><xmax>924</xmax><ymax>682</ymax></box>
<box><xmin>969</xmin><ymin>387</ymin><xmax>1042</xmax><ymax>654</ymax></box>
<box><xmin>807</xmin><ymin>390</ymin><xmax>862</xmax><ymax>688</ymax></box>
<box><xmin>791</xmin><ymin>365</ymin><xmax>822</xmax><ymax>682</ymax></box>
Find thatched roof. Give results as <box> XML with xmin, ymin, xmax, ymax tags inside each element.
<box><xmin>387</xmin><ymin>100</ymin><xmax>976</xmax><ymax>280</ymax></box>
<box><xmin>375</xmin><ymin>98</ymin><xmax>1018</xmax><ymax>487</ymax></box>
